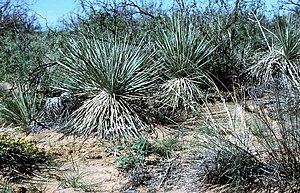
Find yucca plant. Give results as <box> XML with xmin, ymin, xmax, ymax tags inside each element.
<box><xmin>247</xmin><ymin>17</ymin><xmax>300</xmax><ymax>91</ymax></box>
<box><xmin>58</xmin><ymin>35</ymin><xmax>159</xmax><ymax>139</ymax></box>
<box><xmin>155</xmin><ymin>13</ymin><xmax>217</xmax><ymax>115</ymax></box>
<box><xmin>276</xmin><ymin>18</ymin><xmax>300</xmax><ymax>62</ymax></box>
<box><xmin>0</xmin><ymin>83</ymin><xmax>41</xmax><ymax>126</ymax></box>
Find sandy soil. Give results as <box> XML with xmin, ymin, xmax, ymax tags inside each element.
<box><xmin>0</xmin><ymin>101</ymin><xmax>270</xmax><ymax>193</ymax></box>
<box><xmin>0</xmin><ymin>129</ymin><xmax>127</xmax><ymax>193</ymax></box>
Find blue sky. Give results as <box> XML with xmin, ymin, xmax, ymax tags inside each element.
<box><xmin>30</xmin><ymin>0</ymin><xmax>80</xmax><ymax>27</ymax></box>
<box><xmin>30</xmin><ymin>0</ymin><xmax>278</xmax><ymax>28</ymax></box>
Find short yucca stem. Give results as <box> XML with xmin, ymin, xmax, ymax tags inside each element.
<box><xmin>64</xmin><ymin>89</ymin><xmax>149</xmax><ymax>139</ymax></box>
<box><xmin>159</xmin><ymin>77</ymin><xmax>203</xmax><ymax>113</ymax></box>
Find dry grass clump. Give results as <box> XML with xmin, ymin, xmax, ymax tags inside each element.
<box><xmin>198</xmin><ymin>91</ymin><xmax>300</xmax><ymax>192</ymax></box>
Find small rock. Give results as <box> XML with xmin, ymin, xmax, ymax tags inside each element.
<box><xmin>145</xmin><ymin>154</ymin><xmax>160</xmax><ymax>164</ymax></box>
<box><xmin>13</xmin><ymin>186</ymin><xmax>27</xmax><ymax>193</ymax></box>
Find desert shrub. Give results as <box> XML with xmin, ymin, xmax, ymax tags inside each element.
<box><xmin>113</xmin><ymin>138</ymin><xmax>150</xmax><ymax>171</ymax></box>
<box><xmin>58</xmin><ymin>34</ymin><xmax>160</xmax><ymax>139</ymax></box>
<box><xmin>193</xmin><ymin>0</ymin><xmax>267</xmax><ymax>90</ymax></box>
<box><xmin>113</xmin><ymin>137</ymin><xmax>181</xmax><ymax>171</ymax></box>
<box><xmin>197</xmin><ymin>17</ymin><xmax>300</xmax><ymax>192</ymax></box>
<box><xmin>0</xmin><ymin>1</ymin><xmax>46</xmax><ymax>83</ymax></box>
<box><xmin>149</xmin><ymin>138</ymin><xmax>181</xmax><ymax>157</ymax></box>
<box><xmin>0</xmin><ymin>132</ymin><xmax>46</xmax><ymax>181</ymax></box>
<box><xmin>195</xmin><ymin>17</ymin><xmax>300</xmax><ymax>187</ymax></box>
<box><xmin>0</xmin><ymin>1</ymin><xmax>66</xmax><ymax>97</ymax></box>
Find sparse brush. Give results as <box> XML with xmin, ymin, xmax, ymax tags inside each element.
<box><xmin>0</xmin><ymin>132</ymin><xmax>47</xmax><ymax>181</ymax></box>
<box><xmin>59</xmin><ymin>35</ymin><xmax>160</xmax><ymax>139</ymax></box>
<box><xmin>150</xmin><ymin>137</ymin><xmax>180</xmax><ymax>156</ymax></box>
<box><xmin>113</xmin><ymin>138</ymin><xmax>149</xmax><ymax>170</ymax></box>
<box><xmin>155</xmin><ymin>13</ymin><xmax>217</xmax><ymax>115</ymax></box>
<box><xmin>198</xmin><ymin>86</ymin><xmax>300</xmax><ymax>192</ymax></box>
<box><xmin>59</xmin><ymin>158</ymin><xmax>93</xmax><ymax>191</ymax></box>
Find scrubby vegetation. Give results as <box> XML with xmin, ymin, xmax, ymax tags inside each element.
<box><xmin>0</xmin><ymin>0</ymin><xmax>300</xmax><ymax>192</ymax></box>
<box><xmin>0</xmin><ymin>131</ymin><xmax>47</xmax><ymax>181</ymax></box>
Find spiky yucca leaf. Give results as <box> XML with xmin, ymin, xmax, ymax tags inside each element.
<box><xmin>59</xmin><ymin>35</ymin><xmax>159</xmax><ymax>138</ymax></box>
<box><xmin>276</xmin><ymin>18</ymin><xmax>300</xmax><ymax>62</ymax></box>
<box><xmin>155</xmin><ymin>14</ymin><xmax>217</xmax><ymax>113</ymax></box>
<box><xmin>0</xmin><ymin>83</ymin><xmax>40</xmax><ymax>126</ymax></box>
<box><xmin>156</xmin><ymin>14</ymin><xmax>215</xmax><ymax>79</ymax></box>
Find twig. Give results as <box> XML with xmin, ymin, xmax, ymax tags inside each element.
<box><xmin>158</xmin><ymin>158</ymin><xmax>175</xmax><ymax>189</ymax></box>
